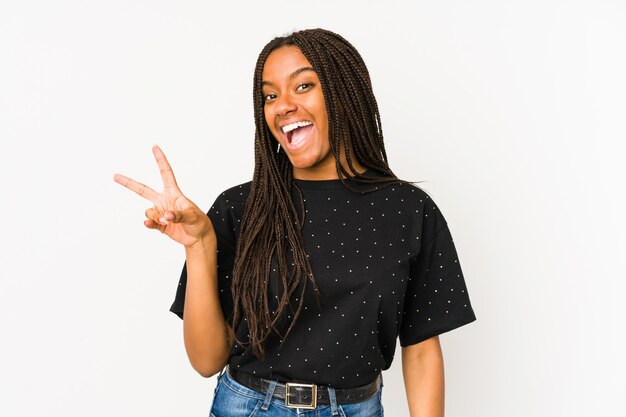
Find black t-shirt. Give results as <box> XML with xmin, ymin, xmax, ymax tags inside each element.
<box><xmin>170</xmin><ymin>175</ymin><xmax>476</xmax><ymax>388</ymax></box>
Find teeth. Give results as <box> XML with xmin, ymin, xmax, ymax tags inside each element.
<box><xmin>281</xmin><ymin>121</ymin><xmax>313</xmax><ymax>134</ymax></box>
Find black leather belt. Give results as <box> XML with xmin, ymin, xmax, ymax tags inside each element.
<box><xmin>227</xmin><ymin>367</ymin><xmax>381</xmax><ymax>409</ymax></box>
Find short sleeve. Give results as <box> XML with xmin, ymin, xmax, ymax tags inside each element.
<box><xmin>399</xmin><ymin>209</ymin><xmax>476</xmax><ymax>346</ymax></box>
<box><xmin>169</xmin><ymin>185</ymin><xmax>249</xmax><ymax>322</ymax></box>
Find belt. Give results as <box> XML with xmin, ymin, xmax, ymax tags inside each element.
<box><xmin>227</xmin><ymin>367</ymin><xmax>381</xmax><ymax>409</ymax></box>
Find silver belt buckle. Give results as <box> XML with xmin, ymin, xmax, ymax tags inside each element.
<box><xmin>285</xmin><ymin>382</ymin><xmax>317</xmax><ymax>409</ymax></box>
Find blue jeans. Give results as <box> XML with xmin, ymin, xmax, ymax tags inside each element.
<box><xmin>209</xmin><ymin>371</ymin><xmax>384</xmax><ymax>417</ymax></box>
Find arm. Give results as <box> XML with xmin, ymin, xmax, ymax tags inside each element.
<box><xmin>182</xmin><ymin>230</ymin><xmax>233</xmax><ymax>377</ymax></box>
<box><xmin>401</xmin><ymin>335</ymin><xmax>445</xmax><ymax>417</ymax></box>
<box><xmin>114</xmin><ymin>145</ymin><xmax>233</xmax><ymax>378</ymax></box>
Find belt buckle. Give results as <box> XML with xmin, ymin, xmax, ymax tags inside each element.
<box><xmin>285</xmin><ymin>382</ymin><xmax>317</xmax><ymax>409</ymax></box>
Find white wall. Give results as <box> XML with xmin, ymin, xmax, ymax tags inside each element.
<box><xmin>1</xmin><ymin>1</ymin><xmax>624</xmax><ymax>416</ymax></box>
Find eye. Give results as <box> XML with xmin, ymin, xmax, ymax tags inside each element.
<box><xmin>263</xmin><ymin>93</ymin><xmax>277</xmax><ymax>102</ymax></box>
<box><xmin>296</xmin><ymin>83</ymin><xmax>313</xmax><ymax>91</ymax></box>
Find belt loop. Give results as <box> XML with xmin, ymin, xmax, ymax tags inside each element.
<box><xmin>261</xmin><ymin>380</ymin><xmax>278</xmax><ymax>411</ymax></box>
<box><xmin>327</xmin><ymin>386</ymin><xmax>340</xmax><ymax>415</ymax></box>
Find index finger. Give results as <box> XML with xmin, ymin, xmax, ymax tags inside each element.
<box><xmin>152</xmin><ymin>145</ymin><xmax>180</xmax><ymax>190</ymax></box>
<box><xmin>113</xmin><ymin>173</ymin><xmax>159</xmax><ymax>202</ymax></box>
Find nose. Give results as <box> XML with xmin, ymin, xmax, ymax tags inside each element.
<box><xmin>275</xmin><ymin>93</ymin><xmax>297</xmax><ymax>116</ymax></box>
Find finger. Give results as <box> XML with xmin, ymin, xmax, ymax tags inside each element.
<box><xmin>145</xmin><ymin>207</ymin><xmax>154</xmax><ymax>219</ymax></box>
<box><xmin>157</xmin><ymin>210</ymin><xmax>179</xmax><ymax>225</ymax></box>
<box><xmin>146</xmin><ymin>207</ymin><xmax>172</xmax><ymax>226</ymax></box>
<box><xmin>163</xmin><ymin>207</ymin><xmax>197</xmax><ymax>224</ymax></box>
<box><xmin>163</xmin><ymin>209</ymin><xmax>182</xmax><ymax>223</ymax></box>
<box><xmin>114</xmin><ymin>173</ymin><xmax>159</xmax><ymax>202</ymax></box>
<box><xmin>145</xmin><ymin>207</ymin><xmax>160</xmax><ymax>221</ymax></box>
<box><xmin>152</xmin><ymin>145</ymin><xmax>180</xmax><ymax>191</ymax></box>
<box><xmin>144</xmin><ymin>219</ymin><xmax>166</xmax><ymax>233</ymax></box>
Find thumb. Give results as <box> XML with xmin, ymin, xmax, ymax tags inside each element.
<box><xmin>162</xmin><ymin>208</ymin><xmax>194</xmax><ymax>224</ymax></box>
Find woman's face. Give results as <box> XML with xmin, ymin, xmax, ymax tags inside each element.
<box><xmin>262</xmin><ymin>46</ymin><xmax>335</xmax><ymax>180</ymax></box>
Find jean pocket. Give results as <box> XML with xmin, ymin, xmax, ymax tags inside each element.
<box><xmin>210</xmin><ymin>397</ymin><xmax>262</xmax><ymax>417</ymax></box>
<box><xmin>209</xmin><ymin>380</ymin><xmax>263</xmax><ymax>417</ymax></box>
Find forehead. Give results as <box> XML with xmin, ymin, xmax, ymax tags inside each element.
<box><xmin>262</xmin><ymin>46</ymin><xmax>315</xmax><ymax>82</ymax></box>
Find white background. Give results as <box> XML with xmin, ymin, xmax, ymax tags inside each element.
<box><xmin>1</xmin><ymin>1</ymin><xmax>625</xmax><ymax>416</ymax></box>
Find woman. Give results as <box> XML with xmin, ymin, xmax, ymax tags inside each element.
<box><xmin>115</xmin><ymin>28</ymin><xmax>476</xmax><ymax>417</ymax></box>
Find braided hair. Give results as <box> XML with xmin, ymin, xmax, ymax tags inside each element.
<box><xmin>231</xmin><ymin>28</ymin><xmax>403</xmax><ymax>358</ymax></box>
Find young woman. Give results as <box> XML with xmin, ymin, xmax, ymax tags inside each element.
<box><xmin>115</xmin><ymin>28</ymin><xmax>476</xmax><ymax>417</ymax></box>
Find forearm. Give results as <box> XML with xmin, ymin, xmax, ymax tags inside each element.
<box><xmin>402</xmin><ymin>336</ymin><xmax>445</xmax><ymax>417</ymax></box>
<box><xmin>182</xmin><ymin>231</ymin><xmax>232</xmax><ymax>377</ymax></box>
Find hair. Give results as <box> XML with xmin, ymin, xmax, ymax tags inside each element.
<box><xmin>230</xmin><ymin>28</ymin><xmax>404</xmax><ymax>358</ymax></box>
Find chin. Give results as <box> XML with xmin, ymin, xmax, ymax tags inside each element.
<box><xmin>288</xmin><ymin>155</ymin><xmax>320</xmax><ymax>169</ymax></box>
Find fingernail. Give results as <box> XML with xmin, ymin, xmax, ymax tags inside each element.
<box><xmin>159</xmin><ymin>217</ymin><xmax>168</xmax><ymax>224</ymax></box>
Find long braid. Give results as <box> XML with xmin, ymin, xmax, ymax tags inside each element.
<box><xmin>231</xmin><ymin>29</ymin><xmax>405</xmax><ymax>358</ymax></box>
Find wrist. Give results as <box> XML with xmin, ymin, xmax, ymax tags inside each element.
<box><xmin>185</xmin><ymin>227</ymin><xmax>217</xmax><ymax>251</ymax></box>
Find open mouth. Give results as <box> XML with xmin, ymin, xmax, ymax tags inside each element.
<box><xmin>282</xmin><ymin>121</ymin><xmax>314</xmax><ymax>147</ymax></box>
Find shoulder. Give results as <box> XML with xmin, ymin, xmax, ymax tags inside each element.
<box><xmin>399</xmin><ymin>182</ymin><xmax>443</xmax><ymax>221</ymax></box>
<box><xmin>207</xmin><ymin>181</ymin><xmax>251</xmax><ymax>220</ymax></box>
<box><xmin>394</xmin><ymin>181</ymin><xmax>432</xmax><ymax>202</ymax></box>
<box><xmin>384</xmin><ymin>181</ymin><xmax>450</xmax><ymax>245</ymax></box>
<box><xmin>212</xmin><ymin>181</ymin><xmax>252</xmax><ymax>206</ymax></box>
<box><xmin>371</xmin><ymin>180</ymin><xmax>438</xmax><ymax>211</ymax></box>
<box><xmin>207</xmin><ymin>181</ymin><xmax>251</xmax><ymax>242</ymax></box>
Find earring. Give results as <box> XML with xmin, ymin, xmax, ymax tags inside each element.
<box><xmin>277</xmin><ymin>143</ymin><xmax>281</xmax><ymax>153</ymax></box>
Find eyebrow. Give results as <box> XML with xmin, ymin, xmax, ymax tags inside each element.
<box><xmin>262</xmin><ymin>67</ymin><xmax>316</xmax><ymax>86</ymax></box>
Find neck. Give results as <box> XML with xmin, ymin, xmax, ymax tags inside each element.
<box><xmin>293</xmin><ymin>159</ymin><xmax>366</xmax><ymax>180</ymax></box>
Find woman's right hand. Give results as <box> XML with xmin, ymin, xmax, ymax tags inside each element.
<box><xmin>114</xmin><ymin>145</ymin><xmax>213</xmax><ymax>247</ymax></box>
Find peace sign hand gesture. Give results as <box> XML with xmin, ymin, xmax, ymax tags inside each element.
<box><xmin>114</xmin><ymin>145</ymin><xmax>213</xmax><ymax>248</ymax></box>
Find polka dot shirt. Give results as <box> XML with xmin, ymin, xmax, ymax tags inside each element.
<box><xmin>171</xmin><ymin>174</ymin><xmax>476</xmax><ymax>388</ymax></box>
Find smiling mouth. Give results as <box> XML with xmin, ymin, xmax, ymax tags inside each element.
<box><xmin>282</xmin><ymin>121</ymin><xmax>314</xmax><ymax>147</ymax></box>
